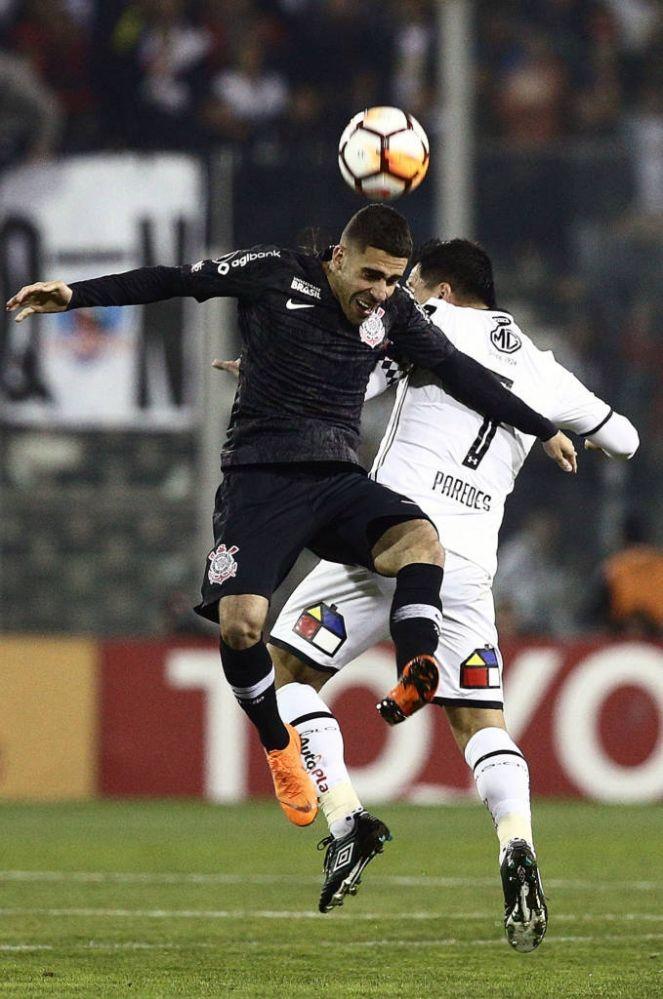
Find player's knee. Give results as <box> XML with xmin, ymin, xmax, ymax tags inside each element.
<box><xmin>219</xmin><ymin>609</ymin><xmax>264</xmax><ymax>649</ymax></box>
<box><xmin>417</xmin><ymin>526</ymin><xmax>444</xmax><ymax>566</ymax></box>
<box><xmin>218</xmin><ymin>595</ymin><xmax>267</xmax><ymax>649</ymax></box>
<box><xmin>220</xmin><ymin>618</ymin><xmax>262</xmax><ymax>649</ymax></box>
<box><xmin>373</xmin><ymin>519</ymin><xmax>445</xmax><ymax>575</ymax></box>
<box><xmin>402</xmin><ymin>520</ymin><xmax>441</xmax><ymax>560</ymax></box>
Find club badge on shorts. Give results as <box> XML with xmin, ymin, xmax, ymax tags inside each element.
<box><xmin>460</xmin><ymin>646</ymin><xmax>501</xmax><ymax>689</ymax></box>
<box><xmin>207</xmin><ymin>544</ymin><xmax>239</xmax><ymax>584</ymax></box>
<box><xmin>293</xmin><ymin>602</ymin><xmax>347</xmax><ymax>656</ymax></box>
<box><xmin>359</xmin><ymin>308</ymin><xmax>386</xmax><ymax>348</ymax></box>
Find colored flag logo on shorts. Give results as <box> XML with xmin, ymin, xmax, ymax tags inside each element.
<box><xmin>460</xmin><ymin>646</ymin><xmax>500</xmax><ymax>689</ymax></box>
<box><xmin>293</xmin><ymin>602</ymin><xmax>347</xmax><ymax>656</ymax></box>
<box><xmin>207</xmin><ymin>544</ymin><xmax>239</xmax><ymax>584</ymax></box>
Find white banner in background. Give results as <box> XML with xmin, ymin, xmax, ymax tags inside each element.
<box><xmin>0</xmin><ymin>154</ymin><xmax>206</xmax><ymax>428</ymax></box>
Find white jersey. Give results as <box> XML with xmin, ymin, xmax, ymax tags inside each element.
<box><xmin>368</xmin><ymin>299</ymin><xmax>631</xmax><ymax>579</ymax></box>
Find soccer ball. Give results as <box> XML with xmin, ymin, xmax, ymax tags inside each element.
<box><xmin>338</xmin><ymin>106</ymin><xmax>430</xmax><ymax>201</ymax></box>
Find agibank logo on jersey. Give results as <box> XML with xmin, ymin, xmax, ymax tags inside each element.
<box><xmin>293</xmin><ymin>602</ymin><xmax>347</xmax><ymax>656</ymax></box>
<box><xmin>207</xmin><ymin>544</ymin><xmax>239</xmax><ymax>584</ymax></box>
<box><xmin>359</xmin><ymin>307</ymin><xmax>386</xmax><ymax>348</ymax></box>
<box><xmin>460</xmin><ymin>646</ymin><xmax>501</xmax><ymax>688</ymax></box>
<box><xmin>490</xmin><ymin>315</ymin><xmax>521</xmax><ymax>354</ymax></box>
<box><xmin>215</xmin><ymin>249</ymin><xmax>281</xmax><ymax>276</ymax></box>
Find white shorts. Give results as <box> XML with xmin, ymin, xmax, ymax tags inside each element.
<box><xmin>270</xmin><ymin>551</ymin><xmax>503</xmax><ymax>708</ymax></box>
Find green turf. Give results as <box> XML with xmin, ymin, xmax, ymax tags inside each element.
<box><xmin>0</xmin><ymin>800</ymin><xmax>662</xmax><ymax>997</ymax></box>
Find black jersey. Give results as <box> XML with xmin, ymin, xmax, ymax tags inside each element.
<box><xmin>67</xmin><ymin>244</ymin><xmax>556</xmax><ymax>466</ymax></box>
<box><xmin>186</xmin><ymin>245</ymin><xmax>461</xmax><ymax>467</ymax></box>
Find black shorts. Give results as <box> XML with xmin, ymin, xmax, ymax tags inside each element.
<box><xmin>194</xmin><ymin>463</ymin><xmax>435</xmax><ymax>622</ymax></box>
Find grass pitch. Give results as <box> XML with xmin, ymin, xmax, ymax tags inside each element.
<box><xmin>0</xmin><ymin>800</ymin><xmax>661</xmax><ymax>997</ymax></box>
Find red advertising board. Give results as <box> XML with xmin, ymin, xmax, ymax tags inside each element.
<box><xmin>98</xmin><ymin>638</ymin><xmax>663</xmax><ymax>803</ymax></box>
<box><xmin>99</xmin><ymin>640</ymin><xmax>208</xmax><ymax>797</ymax></box>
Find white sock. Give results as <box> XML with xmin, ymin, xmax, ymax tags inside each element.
<box><xmin>277</xmin><ymin>683</ymin><xmax>363</xmax><ymax>838</ymax></box>
<box><xmin>464</xmin><ymin>727</ymin><xmax>534</xmax><ymax>862</ymax></box>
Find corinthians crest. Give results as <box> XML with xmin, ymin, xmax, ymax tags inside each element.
<box><xmin>359</xmin><ymin>307</ymin><xmax>386</xmax><ymax>348</ymax></box>
<box><xmin>207</xmin><ymin>544</ymin><xmax>239</xmax><ymax>584</ymax></box>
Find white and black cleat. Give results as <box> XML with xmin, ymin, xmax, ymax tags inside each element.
<box><xmin>317</xmin><ymin>812</ymin><xmax>392</xmax><ymax>913</ymax></box>
<box><xmin>500</xmin><ymin>838</ymin><xmax>548</xmax><ymax>953</ymax></box>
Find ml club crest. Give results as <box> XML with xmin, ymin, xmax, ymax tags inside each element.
<box><xmin>490</xmin><ymin>315</ymin><xmax>521</xmax><ymax>354</ymax></box>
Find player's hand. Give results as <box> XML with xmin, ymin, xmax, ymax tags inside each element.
<box><xmin>584</xmin><ymin>440</ymin><xmax>606</xmax><ymax>455</ymax></box>
<box><xmin>6</xmin><ymin>281</ymin><xmax>72</xmax><ymax>322</ymax></box>
<box><xmin>212</xmin><ymin>358</ymin><xmax>240</xmax><ymax>378</ymax></box>
<box><xmin>542</xmin><ymin>431</ymin><xmax>577</xmax><ymax>473</ymax></box>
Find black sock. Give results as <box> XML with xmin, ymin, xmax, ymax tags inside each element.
<box><xmin>390</xmin><ymin>563</ymin><xmax>444</xmax><ymax>672</ymax></box>
<box><xmin>219</xmin><ymin>639</ymin><xmax>289</xmax><ymax>750</ymax></box>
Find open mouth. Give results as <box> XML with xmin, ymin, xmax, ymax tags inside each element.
<box><xmin>355</xmin><ymin>297</ymin><xmax>374</xmax><ymax>318</ymax></box>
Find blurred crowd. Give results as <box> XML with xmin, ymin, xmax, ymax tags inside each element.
<box><xmin>0</xmin><ymin>0</ymin><xmax>660</xmax><ymax>165</ymax></box>
<box><xmin>0</xmin><ymin>0</ymin><xmax>433</xmax><ymax>164</ymax></box>
<box><xmin>478</xmin><ymin>0</ymin><xmax>662</xmax><ymax>148</ymax></box>
<box><xmin>1</xmin><ymin>0</ymin><xmax>661</xmax><ymax>638</ymax></box>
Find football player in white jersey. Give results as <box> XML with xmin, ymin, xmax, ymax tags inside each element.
<box><xmin>216</xmin><ymin>239</ymin><xmax>639</xmax><ymax>949</ymax></box>
<box><xmin>266</xmin><ymin>239</ymin><xmax>639</xmax><ymax>948</ymax></box>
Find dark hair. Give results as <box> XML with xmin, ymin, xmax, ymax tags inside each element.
<box><xmin>414</xmin><ymin>238</ymin><xmax>497</xmax><ymax>308</ymax></box>
<box><xmin>341</xmin><ymin>204</ymin><xmax>413</xmax><ymax>259</ymax></box>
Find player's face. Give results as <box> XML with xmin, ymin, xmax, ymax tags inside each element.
<box><xmin>405</xmin><ymin>264</ymin><xmax>429</xmax><ymax>304</ymax></box>
<box><xmin>407</xmin><ymin>264</ymin><xmax>452</xmax><ymax>306</ymax></box>
<box><xmin>330</xmin><ymin>243</ymin><xmax>408</xmax><ymax>326</ymax></box>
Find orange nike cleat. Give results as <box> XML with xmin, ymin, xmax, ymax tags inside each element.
<box><xmin>376</xmin><ymin>655</ymin><xmax>439</xmax><ymax>725</ymax></box>
<box><xmin>265</xmin><ymin>724</ymin><xmax>319</xmax><ymax>826</ymax></box>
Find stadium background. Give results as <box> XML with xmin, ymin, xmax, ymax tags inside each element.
<box><xmin>1</xmin><ymin>5</ymin><xmax>663</xmax><ymax>995</ymax></box>
<box><xmin>0</xmin><ymin>0</ymin><xmax>661</xmax><ymax>805</ymax></box>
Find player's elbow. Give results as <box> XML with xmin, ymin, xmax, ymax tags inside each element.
<box><xmin>621</xmin><ymin>424</ymin><xmax>639</xmax><ymax>460</ymax></box>
<box><xmin>610</xmin><ymin>416</ymin><xmax>640</xmax><ymax>460</ymax></box>
<box><xmin>591</xmin><ymin>414</ymin><xmax>640</xmax><ymax>460</ymax></box>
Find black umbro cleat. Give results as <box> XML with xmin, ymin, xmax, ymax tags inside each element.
<box><xmin>377</xmin><ymin>655</ymin><xmax>439</xmax><ymax>725</ymax></box>
<box><xmin>318</xmin><ymin>812</ymin><xmax>392</xmax><ymax>913</ymax></box>
<box><xmin>500</xmin><ymin>839</ymin><xmax>548</xmax><ymax>953</ymax></box>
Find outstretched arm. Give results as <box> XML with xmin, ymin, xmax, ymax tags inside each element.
<box><xmin>6</xmin><ymin>267</ymin><xmax>189</xmax><ymax>321</ymax></box>
<box><xmin>6</xmin><ymin>280</ymin><xmax>72</xmax><ymax>322</ymax></box>
<box><xmin>390</xmin><ymin>287</ymin><xmax>575</xmax><ymax>470</ymax></box>
<box><xmin>434</xmin><ymin>349</ymin><xmax>554</xmax><ymax>440</ymax></box>
<box><xmin>545</xmin><ymin>359</ymin><xmax>639</xmax><ymax>461</ymax></box>
<box><xmin>6</xmin><ymin>245</ymin><xmax>285</xmax><ymax>320</ymax></box>
<box><xmin>434</xmin><ymin>350</ymin><xmax>577</xmax><ymax>472</ymax></box>
<box><xmin>583</xmin><ymin>413</ymin><xmax>639</xmax><ymax>460</ymax></box>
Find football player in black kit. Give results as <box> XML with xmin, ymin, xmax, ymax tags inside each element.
<box><xmin>7</xmin><ymin>205</ymin><xmax>576</xmax><ymax>838</ymax></box>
